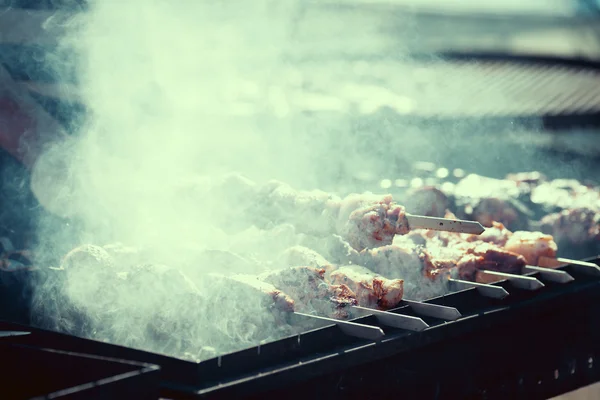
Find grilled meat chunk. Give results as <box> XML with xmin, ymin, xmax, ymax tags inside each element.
<box><xmin>450</xmin><ymin>174</ymin><xmax>532</xmax><ymax>231</ymax></box>
<box><xmin>253</xmin><ymin>180</ymin><xmax>412</xmax><ymax>251</ymax></box>
<box><xmin>503</xmin><ymin>230</ymin><xmax>557</xmax><ymax>265</ymax></box>
<box><xmin>337</xmin><ymin>194</ymin><xmax>410</xmax><ymax>251</ymax></box>
<box><xmin>260</xmin><ymin>266</ymin><xmax>357</xmax><ymax>319</ymax></box>
<box><xmin>328</xmin><ymin>265</ymin><xmax>404</xmax><ymax>310</ymax></box>
<box><xmin>540</xmin><ymin>208</ymin><xmax>600</xmax><ymax>248</ymax></box>
<box><xmin>223</xmin><ymin>274</ymin><xmax>296</xmax><ymax>313</ymax></box>
<box><xmin>398</xmin><ymin>221</ymin><xmax>528</xmax><ymax>281</ymax></box>
<box><xmin>403</xmin><ymin>186</ymin><xmax>452</xmax><ymax>218</ymax></box>
<box><xmin>465</xmin><ymin>221</ymin><xmax>511</xmax><ymax>246</ymax></box>
<box><xmin>456</xmin><ymin>241</ymin><xmax>527</xmax><ymax>277</ymax></box>
<box><xmin>421</xmin><ymin>242</ymin><xmax>527</xmax><ymax>281</ymax></box>
<box><xmin>358</xmin><ymin>243</ymin><xmax>423</xmax><ymax>280</ymax></box>
<box><xmin>463</xmin><ymin>221</ymin><xmax>557</xmax><ymax>265</ymax></box>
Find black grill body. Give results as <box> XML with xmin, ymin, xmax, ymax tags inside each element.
<box><xmin>1</xmin><ymin>257</ymin><xmax>599</xmax><ymax>399</ymax></box>
<box><xmin>0</xmin><ymin>342</ymin><xmax>160</xmax><ymax>399</ymax></box>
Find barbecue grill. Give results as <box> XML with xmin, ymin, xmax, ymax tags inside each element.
<box><xmin>1</xmin><ymin>2</ymin><xmax>600</xmax><ymax>400</ymax></box>
<box><xmin>0</xmin><ymin>342</ymin><xmax>160</xmax><ymax>399</ymax></box>
<box><xmin>1</xmin><ymin>256</ymin><xmax>599</xmax><ymax>399</ymax></box>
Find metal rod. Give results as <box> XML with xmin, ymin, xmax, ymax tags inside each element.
<box><xmin>538</xmin><ymin>256</ymin><xmax>600</xmax><ymax>277</ymax></box>
<box><xmin>0</xmin><ymin>331</ymin><xmax>30</xmax><ymax>338</ymax></box>
<box><xmin>406</xmin><ymin>214</ymin><xmax>485</xmax><ymax>235</ymax></box>
<box><xmin>294</xmin><ymin>312</ymin><xmax>385</xmax><ymax>341</ymax></box>
<box><xmin>402</xmin><ymin>299</ymin><xmax>462</xmax><ymax>321</ymax></box>
<box><xmin>523</xmin><ymin>265</ymin><xmax>575</xmax><ymax>284</ymax></box>
<box><xmin>478</xmin><ymin>270</ymin><xmax>545</xmax><ymax>291</ymax></box>
<box><xmin>351</xmin><ymin>306</ymin><xmax>429</xmax><ymax>331</ymax></box>
<box><xmin>449</xmin><ymin>278</ymin><xmax>509</xmax><ymax>299</ymax></box>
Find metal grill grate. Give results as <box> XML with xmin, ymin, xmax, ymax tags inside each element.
<box><xmin>401</xmin><ymin>59</ymin><xmax>600</xmax><ymax>118</ymax></box>
<box><xmin>296</xmin><ymin>55</ymin><xmax>600</xmax><ymax>121</ymax></box>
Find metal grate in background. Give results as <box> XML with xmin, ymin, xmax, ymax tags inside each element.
<box><xmin>289</xmin><ymin>54</ymin><xmax>600</xmax><ymax>125</ymax></box>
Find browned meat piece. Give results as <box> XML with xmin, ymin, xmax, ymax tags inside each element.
<box><xmin>459</xmin><ymin>197</ymin><xmax>525</xmax><ymax>231</ymax></box>
<box><xmin>420</xmin><ymin>247</ymin><xmax>461</xmax><ymax>280</ymax></box>
<box><xmin>260</xmin><ymin>266</ymin><xmax>357</xmax><ymax>319</ymax></box>
<box><xmin>422</xmin><ymin>249</ymin><xmax>494</xmax><ymax>282</ymax></box>
<box><xmin>355</xmin><ymin>242</ymin><xmax>452</xmax><ymax>300</ymax></box>
<box><xmin>338</xmin><ymin>194</ymin><xmax>410</xmax><ymax>251</ymax></box>
<box><xmin>328</xmin><ymin>265</ymin><xmax>404</xmax><ymax>310</ymax></box>
<box><xmin>462</xmin><ymin>219</ymin><xmax>556</xmax><ymax>265</ymax></box>
<box><xmin>358</xmin><ymin>243</ymin><xmax>423</xmax><ymax>279</ymax></box>
<box><xmin>451</xmin><ymin>174</ymin><xmax>531</xmax><ymax>231</ymax></box>
<box><xmin>422</xmin><ymin>242</ymin><xmax>526</xmax><ymax>281</ymax></box>
<box><xmin>403</xmin><ymin>186</ymin><xmax>452</xmax><ymax>218</ymax></box>
<box><xmin>254</xmin><ymin>181</ymin><xmax>412</xmax><ymax>251</ymax></box>
<box><xmin>456</xmin><ymin>241</ymin><xmax>527</xmax><ymax>276</ymax></box>
<box><xmin>401</xmin><ymin>226</ymin><xmax>527</xmax><ymax>281</ymax></box>
<box><xmin>503</xmin><ymin>231</ymin><xmax>557</xmax><ymax>265</ymax></box>
<box><xmin>465</xmin><ymin>221</ymin><xmax>511</xmax><ymax>246</ymax></box>
<box><xmin>539</xmin><ymin>208</ymin><xmax>600</xmax><ymax>245</ymax></box>
<box><xmin>326</xmin><ymin>285</ymin><xmax>359</xmax><ymax>319</ymax></box>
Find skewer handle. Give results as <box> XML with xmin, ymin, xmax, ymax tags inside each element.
<box><xmin>407</xmin><ymin>215</ymin><xmax>485</xmax><ymax>235</ymax></box>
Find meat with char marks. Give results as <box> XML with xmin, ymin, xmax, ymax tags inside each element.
<box><xmin>260</xmin><ymin>266</ymin><xmax>358</xmax><ymax>319</ymax></box>
<box><xmin>328</xmin><ymin>265</ymin><xmax>404</xmax><ymax>310</ymax></box>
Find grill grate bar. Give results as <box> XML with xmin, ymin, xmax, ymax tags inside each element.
<box><xmin>0</xmin><ymin>330</ymin><xmax>30</xmax><ymax>338</ymax></box>
<box><xmin>448</xmin><ymin>278</ymin><xmax>510</xmax><ymax>299</ymax></box>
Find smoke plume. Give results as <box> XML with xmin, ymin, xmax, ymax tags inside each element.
<box><xmin>31</xmin><ymin>0</ymin><xmax>326</xmax><ymax>359</ymax></box>
<box><xmin>28</xmin><ymin>1</ymin><xmax>552</xmax><ymax>360</ymax></box>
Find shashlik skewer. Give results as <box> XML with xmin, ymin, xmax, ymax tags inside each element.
<box><xmin>405</xmin><ymin>215</ymin><xmax>484</xmax><ymax>235</ymax></box>
<box><xmin>253</xmin><ymin>182</ymin><xmax>484</xmax><ymax>251</ymax></box>
<box><xmin>178</xmin><ymin>176</ymin><xmax>484</xmax><ymax>252</ymax></box>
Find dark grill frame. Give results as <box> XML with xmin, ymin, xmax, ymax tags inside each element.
<box><xmin>1</xmin><ymin>257</ymin><xmax>599</xmax><ymax>399</ymax></box>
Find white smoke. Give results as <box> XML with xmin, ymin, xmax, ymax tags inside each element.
<box><xmin>27</xmin><ymin>0</ymin><xmax>547</xmax><ymax>361</ymax></box>
<box><xmin>31</xmin><ymin>0</ymin><xmax>320</xmax><ymax>360</ymax></box>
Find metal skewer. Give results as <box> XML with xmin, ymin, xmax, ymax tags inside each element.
<box><xmin>523</xmin><ymin>265</ymin><xmax>574</xmax><ymax>284</ymax></box>
<box><xmin>538</xmin><ymin>256</ymin><xmax>600</xmax><ymax>276</ymax></box>
<box><xmin>351</xmin><ymin>306</ymin><xmax>429</xmax><ymax>331</ymax></box>
<box><xmin>401</xmin><ymin>299</ymin><xmax>462</xmax><ymax>321</ymax></box>
<box><xmin>449</xmin><ymin>278</ymin><xmax>509</xmax><ymax>299</ymax></box>
<box><xmin>293</xmin><ymin>312</ymin><xmax>385</xmax><ymax>341</ymax></box>
<box><xmin>406</xmin><ymin>215</ymin><xmax>485</xmax><ymax>235</ymax></box>
<box><xmin>0</xmin><ymin>330</ymin><xmax>30</xmax><ymax>338</ymax></box>
<box><xmin>478</xmin><ymin>270</ymin><xmax>545</xmax><ymax>291</ymax></box>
